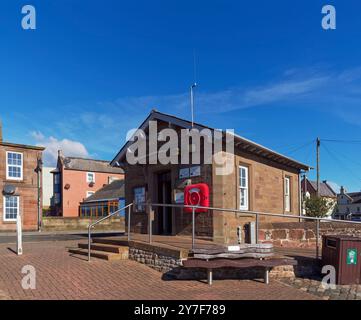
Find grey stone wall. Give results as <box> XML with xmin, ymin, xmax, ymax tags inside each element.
<box><xmin>129</xmin><ymin>247</ymin><xmax>183</xmax><ymax>272</ymax></box>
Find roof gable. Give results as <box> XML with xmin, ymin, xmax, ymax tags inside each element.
<box><xmin>111</xmin><ymin>110</ymin><xmax>310</xmax><ymax>171</ymax></box>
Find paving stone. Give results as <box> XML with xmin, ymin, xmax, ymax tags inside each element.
<box><xmin>0</xmin><ymin>241</ymin><xmax>319</xmax><ymax>300</ymax></box>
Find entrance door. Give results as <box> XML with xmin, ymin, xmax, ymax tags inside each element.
<box><xmin>156</xmin><ymin>171</ymin><xmax>172</xmax><ymax>235</ymax></box>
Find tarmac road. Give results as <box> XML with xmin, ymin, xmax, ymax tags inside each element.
<box><xmin>0</xmin><ymin>230</ymin><xmax>124</xmax><ymax>244</ymax></box>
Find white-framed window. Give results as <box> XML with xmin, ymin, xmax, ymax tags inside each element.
<box><xmin>6</xmin><ymin>151</ymin><xmax>23</xmax><ymax>180</ymax></box>
<box><xmin>54</xmin><ymin>193</ymin><xmax>61</xmax><ymax>204</ymax></box>
<box><xmin>239</xmin><ymin>165</ymin><xmax>249</xmax><ymax>211</ymax></box>
<box><xmin>54</xmin><ymin>174</ymin><xmax>60</xmax><ymax>185</ymax></box>
<box><xmin>86</xmin><ymin>172</ymin><xmax>95</xmax><ymax>183</ymax></box>
<box><xmin>3</xmin><ymin>196</ymin><xmax>19</xmax><ymax>222</ymax></box>
<box><xmin>86</xmin><ymin>191</ymin><xmax>95</xmax><ymax>198</ymax></box>
<box><xmin>284</xmin><ymin>176</ymin><xmax>291</xmax><ymax>212</ymax></box>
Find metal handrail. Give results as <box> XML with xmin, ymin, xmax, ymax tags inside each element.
<box><xmin>87</xmin><ymin>203</ymin><xmax>133</xmax><ymax>261</ymax></box>
<box><xmin>149</xmin><ymin>203</ymin><xmax>361</xmax><ymax>225</ymax></box>
<box><xmin>148</xmin><ymin>202</ymin><xmax>361</xmax><ymax>258</ymax></box>
<box><xmin>87</xmin><ymin>201</ymin><xmax>361</xmax><ymax>261</ymax></box>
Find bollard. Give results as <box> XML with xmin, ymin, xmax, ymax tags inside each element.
<box><xmin>16</xmin><ymin>212</ymin><xmax>23</xmax><ymax>255</ymax></box>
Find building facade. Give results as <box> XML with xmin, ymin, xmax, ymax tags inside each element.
<box><xmin>111</xmin><ymin>110</ymin><xmax>310</xmax><ymax>244</ymax></box>
<box><xmin>334</xmin><ymin>187</ymin><xmax>361</xmax><ymax>221</ymax></box>
<box><xmin>52</xmin><ymin>151</ymin><xmax>124</xmax><ymax>217</ymax></box>
<box><xmin>0</xmin><ymin>124</ymin><xmax>44</xmax><ymax>231</ymax></box>
<box><xmin>301</xmin><ymin>178</ymin><xmax>337</xmax><ymax>217</ymax></box>
<box><xmin>42</xmin><ymin>167</ymin><xmax>55</xmax><ymax>211</ymax></box>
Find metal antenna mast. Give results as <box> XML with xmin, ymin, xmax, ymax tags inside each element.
<box><xmin>190</xmin><ymin>83</ymin><xmax>197</xmax><ymax>127</ymax></box>
<box><xmin>190</xmin><ymin>50</ymin><xmax>198</xmax><ymax>127</ymax></box>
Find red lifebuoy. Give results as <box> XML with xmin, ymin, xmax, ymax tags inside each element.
<box><xmin>184</xmin><ymin>183</ymin><xmax>209</xmax><ymax>213</ymax></box>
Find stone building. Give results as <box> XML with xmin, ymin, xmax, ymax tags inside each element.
<box><xmin>111</xmin><ymin>110</ymin><xmax>310</xmax><ymax>244</ymax></box>
<box><xmin>52</xmin><ymin>151</ymin><xmax>124</xmax><ymax>217</ymax></box>
<box><xmin>0</xmin><ymin>123</ymin><xmax>44</xmax><ymax>231</ymax></box>
<box><xmin>334</xmin><ymin>187</ymin><xmax>361</xmax><ymax>221</ymax></box>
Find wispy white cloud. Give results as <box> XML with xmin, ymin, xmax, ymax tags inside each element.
<box><xmin>29</xmin><ymin>65</ymin><xmax>361</xmax><ymax>166</ymax></box>
<box><xmin>31</xmin><ymin>131</ymin><xmax>89</xmax><ymax>166</ymax></box>
<box><xmin>93</xmin><ymin>74</ymin><xmax>329</xmax><ymax>115</ymax></box>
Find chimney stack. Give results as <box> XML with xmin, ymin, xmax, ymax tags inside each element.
<box><xmin>0</xmin><ymin>119</ymin><xmax>3</xmax><ymax>142</ymax></box>
<box><xmin>340</xmin><ymin>186</ymin><xmax>345</xmax><ymax>194</ymax></box>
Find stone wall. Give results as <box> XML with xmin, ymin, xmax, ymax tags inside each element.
<box><xmin>259</xmin><ymin>221</ymin><xmax>361</xmax><ymax>248</ymax></box>
<box><xmin>42</xmin><ymin>216</ymin><xmax>124</xmax><ymax>231</ymax></box>
<box><xmin>129</xmin><ymin>247</ymin><xmax>183</xmax><ymax>272</ymax></box>
<box><xmin>127</xmin><ymin>242</ymin><xmax>309</xmax><ymax>280</ymax></box>
<box><xmin>0</xmin><ymin>144</ymin><xmax>43</xmax><ymax>232</ymax></box>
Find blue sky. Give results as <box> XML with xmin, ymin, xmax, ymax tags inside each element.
<box><xmin>1</xmin><ymin>0</ymin><xmax>361</xmax><ymax>192</ymax></box>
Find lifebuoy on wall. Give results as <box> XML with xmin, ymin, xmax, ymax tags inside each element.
<box><xmin>184</xmin><ymin>183</ymin><xmax>209</xmax><ymax>213</ymax></box>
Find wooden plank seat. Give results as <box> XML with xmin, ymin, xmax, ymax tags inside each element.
<box><xmin>182</xmin><ymin>258</ymin><xmax>297</xmax><ymax>285</ymax></box>
<box><xmin>191</xmin><ymin>244</ymin><xmax>274</xmax><ymax>260</ymax></box>
<box><xmin>191</xmin><ymin>243</ymin><xmax>274</xmax><ymax>255</ymax></box>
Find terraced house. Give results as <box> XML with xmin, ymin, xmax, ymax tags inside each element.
<box><xmin>52</xmin><ymin>151</ymin><xmax>124</xmax><ymax>217</ymax></box>
<box><xmin>0</xmin><ymin>122</ymin><xmax>44</xmax><ymax>231</ymax></box>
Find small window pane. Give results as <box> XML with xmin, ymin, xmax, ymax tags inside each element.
<box><xmin>7</xmin><ymin>153</ymin><xmax>22</xmax><ymax>179</ymax></box>
<box><xmin>4</xmin><ymin>196</ymin><xmax>19</xmax><ymax>221</ymax></box>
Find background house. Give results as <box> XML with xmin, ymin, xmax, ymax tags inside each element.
<box><xmin>42</xmin><ymin>166</ymin><xmax>55</xmax><ymax>213</ymax></box>
<box><xmin>111</xmin><ymin>110</ymin><xmax>310</xmax><ymax>244</ymax></box>
<box><xmin>0</xmin><ymin>122</ymin><xmax>44</xmax><ymax>231</ymax></box>
<box><xmin>334</xmin><ymin>186</ymin><xmax>361</xmax><ymax>221</ymax></box>
<box><xmin>52</xmin><ymin>151</ymin><xmax>124</xmax><ymax>217</ymax></box>
<box><xmin>79</xmin><ymin>179</ymin><xmax>125</xmax><ymax>218</ymax></box>
<box><xmin>301</xmin><ymin>178</ymin><xmax>337</xmax><ymax>217</ymax></box>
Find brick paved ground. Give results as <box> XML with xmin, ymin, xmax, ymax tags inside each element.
<box><xmin>0</xmin><ymin>241</ymin><xmax>320</xmax><ymax>300</ymax></box>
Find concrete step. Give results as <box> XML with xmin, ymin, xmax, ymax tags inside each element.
<box><xmin>78</xmin><ymin>243</ymin><xmax>128</xmax><ymax>254</ymax></box>
<box><xmin>93</xmin><ymin>238</ymin><xmax>129</xmax><ymax>246</ymax></box>
<box><xmin>68</xmin><ymin>248</ymin><xmax>128</xmax><ymax>261</ymax></box>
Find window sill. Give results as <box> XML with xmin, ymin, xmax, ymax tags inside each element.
<box><xmin>5</xmin><ymin>179</ymin><xmax>24</xmax><ymax>183</ymax></box>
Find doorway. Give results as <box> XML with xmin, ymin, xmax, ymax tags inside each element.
<box><xmin>156</xmin><ymin>171</ymin><xmax>172</xmax><ymax>235</ymax></box>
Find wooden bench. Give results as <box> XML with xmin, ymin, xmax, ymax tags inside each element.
<box><xmin>182</xmin><ymin>258</ymin><xmax>297</xmax><ymax>285</ymax></box>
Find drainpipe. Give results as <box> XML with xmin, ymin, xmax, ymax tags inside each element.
<box><xmin>35</xmin><ymin>156</ymin><xmax>43</xmax><ymax>232</ymax></box>
<box><xmin>298</xmin><ymin>171</ymin><xmax>303</xmax><ymax>221</ymax></box>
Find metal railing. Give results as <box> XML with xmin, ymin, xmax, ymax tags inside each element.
<box><xmin>87</xmin><ymin>201</ymin><xmax>361</xmax><ymax>261</ymax></box>
<box><xmin>87</xmin><ymin>203</ymin><xmax>133</xmax><ymax>261</ymax></box>
<box><xmin>147</xmin><ymin>203</ymin><xmax>361</xmax><ymax>259</ymax></box>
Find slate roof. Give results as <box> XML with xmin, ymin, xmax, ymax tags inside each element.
<box><xmin>111</xmin><ymin>110</ymin><xmax>311</xmax><ymax>171</ymax></box>
<box><xmin>82</xmin><ymin>179</ymin><xmax>125</xmax><ymax>203</ymax></box>
<box><xmin>306</xmin><ymin>180</ymin><xmax>337</xmax><ymax>198</ymax></box>
<box><xmin>346</xmin><ymin>192</ymin><xmax>361</xmax><ymax>204</ymax></box>
<box><xmin>61</xmin><ymin>157</ymin><xmax>124</xmax><ymax>174</ymax></box>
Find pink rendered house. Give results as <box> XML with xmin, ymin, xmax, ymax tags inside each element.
<box><xmin>52</xmin><ymin>151</ymin><xmax>124</xmax><ymax>217</ymax></box>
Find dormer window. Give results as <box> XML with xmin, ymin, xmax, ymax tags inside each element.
<box><xmin>86</xmin><ymin>172</ymin><xmax>95</xmax><ymax>183</ymax></box>
<box><xmin>6</xmin><ymin>152</ymin><xmax>23</xmax><ymax>181</ymax></box>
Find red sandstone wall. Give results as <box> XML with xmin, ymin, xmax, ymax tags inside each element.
<box><xmin>259</xmin><ymin>222</ymin><xmax>361</xmax><ymax>248</ymax></box>
<box><xmin>0</xmin><ymin>145</ymin><xmax>43</xmax><ymax>231</ymax></box>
